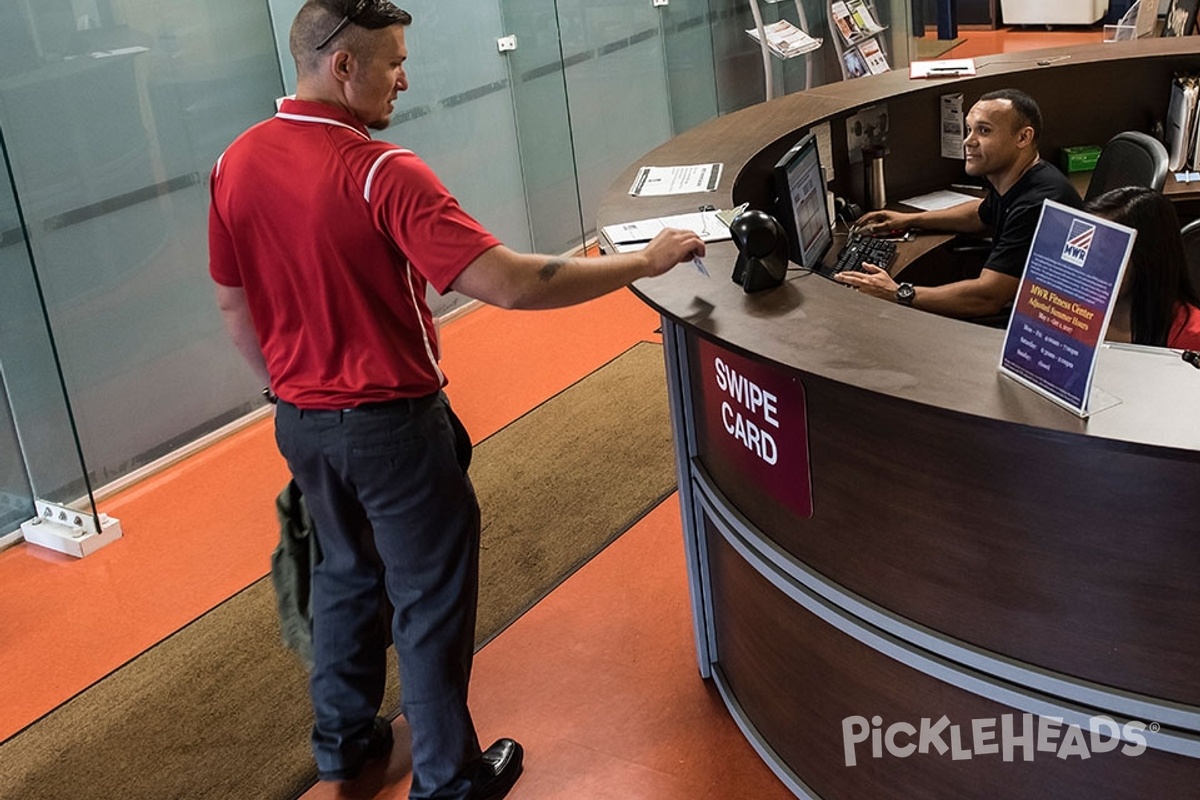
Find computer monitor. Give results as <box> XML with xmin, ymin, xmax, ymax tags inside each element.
<box><xmin>772</xmin><ymin>132</ymin><xmax>833</xmax><ymax>271</ymax></box>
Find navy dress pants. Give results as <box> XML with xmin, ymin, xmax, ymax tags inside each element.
<box><xmin>274</xmin><ymin>392</ymin><xmax>482</xmax><ymax>799</ymax></box>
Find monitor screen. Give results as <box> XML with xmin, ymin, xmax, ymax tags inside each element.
<box><xmin>772</xmin><ymin>133</ymin><xmax>833</xmax><ymax>271</ymax></box>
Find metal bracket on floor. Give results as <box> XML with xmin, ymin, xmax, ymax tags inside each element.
<box><xmin>21</xmin><ymin>500</ymin><xmax>123</xmax><ymax>558</ymax></box>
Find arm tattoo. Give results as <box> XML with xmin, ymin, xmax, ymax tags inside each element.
<box><xmin>537</xmin><ymin>257</ymin><xmax>567</xmax><ymax>282</ymax></box>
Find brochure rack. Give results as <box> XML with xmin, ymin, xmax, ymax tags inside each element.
<box><xmin>747</xmin><ymin>0</ymin><xmax>822</xmax><ymax>101</ymax></box>
<box><xmin>827</xmin><ymin>0</ymin><xmax>892</xmax><ymax>80</ymax></box>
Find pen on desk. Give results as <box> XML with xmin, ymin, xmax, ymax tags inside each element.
<box><xmin>950</xmin><ymin>183</ymin><xmax>983</xmax><ymax>191</ymax></box>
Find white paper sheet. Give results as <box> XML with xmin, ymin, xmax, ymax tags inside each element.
<box><xmin>899</xmin><ymin>189</ymin><xmax>979</xmax><ymax>211</ymax></box>
<box><xmin>629</xmin><ymin>164</ymin><xmax>723</xmax><ymax>197</ymax></box>
<box><xmin>940</xmin><ymin>93</ymin><xmax>964</xmax><ymax>160</ymax></box>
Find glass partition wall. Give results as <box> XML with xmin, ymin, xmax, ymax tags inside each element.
<box><xmin>0</xmin><ymin>0</ymin><xmax>911</xmax><ymax>544</ymax></box>
<box><xmin>0</xmin><ymin>103</ymin><xmax>97</xmax><ymax>549</ymax></box>
<box><xmin>0</xmin><ymin>0</ymin><xmax>284</xmax><ymax>548</ymax></box>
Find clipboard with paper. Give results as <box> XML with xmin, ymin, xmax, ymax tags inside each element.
<box><xmin>601</xmin><ymin>209</ymin><xmax>735</xmax><ymax>253</ymax></box>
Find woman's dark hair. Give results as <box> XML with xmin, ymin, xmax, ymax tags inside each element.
<box><xmin>1085</xmin><ymin>186</ymin><xmax>1200</xmax><ymax>346</ymax></box>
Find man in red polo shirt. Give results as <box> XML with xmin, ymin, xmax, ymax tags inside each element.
<box><xmin>208</xmin><ymin>2</ymin><xmax>704</xmax><ymax>799</ymax></box>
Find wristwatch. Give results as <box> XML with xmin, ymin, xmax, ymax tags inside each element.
<box><xmin>895</xmin><ymin>282</ymin><xmax>916</xmax><ymax>306</ymax></box>
<box><xmin>262</xmin><ymin>386</ymin><xmax>278</xmax><ymax>405</ymax></box>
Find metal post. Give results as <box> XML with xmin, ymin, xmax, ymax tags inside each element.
<box><xmin>937</xmin><ymin>0</ymin><xmax>959</xmax><ymax>39</ymax></box>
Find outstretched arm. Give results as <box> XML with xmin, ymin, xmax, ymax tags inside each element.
<box><xmin>449</xmin><ymin>228</ymin><xmax>705</xmax><ymax>310</ymax></box>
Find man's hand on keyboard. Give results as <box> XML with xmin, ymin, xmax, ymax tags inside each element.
<box><xmin>834</xmin><ymin>263</ymin><xmax>898</xmax><ymax>300</ymax></box>
<box><xmin>857</xmin><ymin>210</ymin><xmax>915</xmax><ymax>236</ymax></box>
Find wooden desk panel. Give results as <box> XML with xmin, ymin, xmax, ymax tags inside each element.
<box><xmin>708</xmin><ymin>526</ymin><xmax>1200</xmax><ymax>800</ymax></box>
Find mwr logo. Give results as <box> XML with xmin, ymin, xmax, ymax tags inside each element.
<box><xmin>1061</xmin><ymin>220</ymin><xmax>1095</xmax><ymax>267</ymax></box>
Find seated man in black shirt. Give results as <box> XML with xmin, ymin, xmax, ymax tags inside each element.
<box><xmin>836</xmin><ymin>88</ymin><xmax>1082</xmax><ymax>319</ymax></box>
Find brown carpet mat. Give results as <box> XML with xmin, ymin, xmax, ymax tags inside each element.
<box><xmin>916</xmin><ymin>36</ymin><xmax>964</xmax><ymax>59</ymax></box>
<box><xmin>0</xmin><ymin>342</ymin><xmax>677</xmax><ymax>800</ymax></box>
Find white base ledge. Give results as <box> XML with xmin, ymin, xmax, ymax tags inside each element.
<box><xmin>21</xmin><ymin>514</ymin><xmax>123</xmax><ymax>558</ymax></box>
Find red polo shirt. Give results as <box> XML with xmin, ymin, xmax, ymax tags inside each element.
<box><xmin>209</xmin><ymin>99</ymin><xmax>499</xmax><ymax>408</ymax></box>
<box><xmin>1169</xmin><ymin>302</ymin><xmax>1200</xmax><ymax>350</ymax></box>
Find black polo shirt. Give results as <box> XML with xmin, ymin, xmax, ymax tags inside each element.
<box><xmin>977</xmin><ymin>160</ymin><xmax>1082</xmax><ymax>278</ymax></box>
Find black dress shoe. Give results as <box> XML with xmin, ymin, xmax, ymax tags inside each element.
<box><xmin>319</xmin><ymin>716</ymin><xmax>394</xmax><ymax>781</ymax></box>
<box><xmin>362</xmin><ymin>715</ymin><xmax>395</xmax><ymax>762</ymax></box>
<box><xmin>464</xmin><ymin>738</ymin><xmax>523</xmax><ymax>800</ymax></box>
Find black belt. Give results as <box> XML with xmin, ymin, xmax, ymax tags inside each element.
<box><xmin>283</xmin><ymin>391</ymin><xmax>440</xmax><ymax>417</ymax></box>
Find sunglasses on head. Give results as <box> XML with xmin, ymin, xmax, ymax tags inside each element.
<box><xmin>315</xmin><ymin>0</ymin><xmax>371</xmax><ymax>51</ymax></box>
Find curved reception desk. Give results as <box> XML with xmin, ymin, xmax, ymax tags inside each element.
<box><xmin>599</xmin><ymin>40</ymin><xmax>1200</xmax><ymax>798</ymax></box>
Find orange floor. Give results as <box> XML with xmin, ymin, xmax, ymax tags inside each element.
<box><xmin>1</xmin><ymin>284</ymin><xmax>788</xmax><ymax>799</ymax></box>
<box><xmin>0</xmin><ymin>289</ymin><xmax>661</xmax><ymax>743</ymax></box>
<box><xmin>945</xmin><ymin>24</ymin><xmax>1106</xmax><ymax>60</ymax></box>
<box><xmin>0</xmin><ymin>421</ymin><xmax>292</xmax><ymax>741</ymax></box>
<box><xmin>436</xmin><ymin>292</ymin><xmax>663</xmax><ymax>443</ymax></box>
<box><xmin>299</xmin><ymin>498</ymin><xmax>794</xmax><ymax>800</ymax></box>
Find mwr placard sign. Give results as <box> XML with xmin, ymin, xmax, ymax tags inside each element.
<box><xmin>1000</xmin><ymin>200</ymin><xmax>1134</xmax><ymax>416</ymax></box>
<box><xmin>696</xmin><ymin>338</ymin><xmax>813</xmax><ymax>518</ymax></box>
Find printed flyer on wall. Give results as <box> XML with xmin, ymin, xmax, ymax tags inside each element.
<box><xmin>999</xmin><ymin>200</ymin><xmax>1136</xmax><ymax>417</ymax></box>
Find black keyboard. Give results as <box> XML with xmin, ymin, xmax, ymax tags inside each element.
<box><xmin>832</xmin><ymin>230</ymin><xmax>897</xmax><ymax>275</ymax></box>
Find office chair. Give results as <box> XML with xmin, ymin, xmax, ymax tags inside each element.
<box><xmin>1083</xmin><ymin>131</ymin><xmax>1169</xmax><ymax>203</ymax></box>
<box><xmin>1182</xmin><ymin>218</ymin><xmax>1200</xmax><ymax>296</ymax></box>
